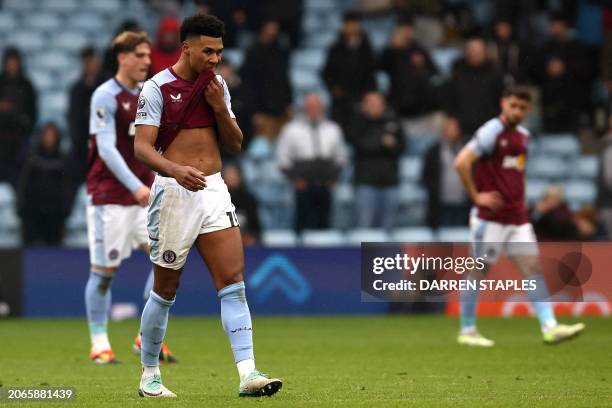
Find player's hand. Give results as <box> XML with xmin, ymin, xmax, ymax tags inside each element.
<box><xmin>172</xmin><ymin>165</ymin><xmax>206</xmax><ymax>192</ymax></box>
<box><xmin>133</xmin><ymin>185</ymin><xmax>150</xmax><ymax>207</ymax></box>
<box><xmin>475</xmin><ymin>191</ymin><xmax>504</xmax><ymax>212</ymax></box>
<box><xmin>204</xmin><ymin>77</ymin><xmax>226</xmax><ymax>113</ymax></box>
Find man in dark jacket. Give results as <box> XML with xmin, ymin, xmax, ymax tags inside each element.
<box><xmin>68</xmin><ymin>46</ymin><xmax>102</xmax><ymax>185</ymax></box>
<box><xmin>0</xmin><ymin>47</ymin><xmax>37</xmax><ymax>186</ymax></box>
<box><xmin>422</xmin><ymin>117</ymin><xmax>469</xmax><ymax>229</ymax></box>
<box><xmin>322</xmin><ymin>12</ymin><xmax>377</xmax><ymax>132</ymax></box>
<box><xmin>446</xmin><ymin>36</ymin><xmax>504</xmax><ymax>135</ymax></box>
<box><xmin>17</xmin><ymin>123</ymin><xmax>70</xmax><ymax>245</ymax></box>
<box><xmin>348</xmin><ymin>92</ymin><xmax>404</xmax><ymax>229</ymax></box>
<box><xmin>379</xmin><ymin>19</ymin><xmax>438</xmax><ymax>118</ymax></box>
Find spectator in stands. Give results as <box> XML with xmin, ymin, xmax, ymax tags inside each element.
<box><xmin>102</xmin><ymin>19</ymin><xmax>141</xmax><ymax>80</ymax></box>
<box><xmin>0</xmin><ymin>47</ymin><xmax>37</xmax><ymax>186</ymax></box>
<box><xmin>277</xmin><ymin>93</ymin><xmax>347</xmax><ymax>232</ymax></box>
<box><xmin>596</xmin><ymin>125</ymin><xmax>612</xmax><ymax>239</ymax></box>
<box><xmin>262</xmin><ymin>0</ymin><xmax>304</xmax><ymax>47</ymax></box>
<box><xmin>68</xmin><ymin>46</ymin><xmax>102</xmax><ymax>184</ymax></box>
<box><xmin>574</xmin><ymin>207</ymin><xmax>607</xmax><ymax>241</ymax></box>
<box><xmin>224</xmin><ymin>163</ymin><xmax>262</xmax><ymax>246</ymax></box>
<box><xmin>240</xmin><ymin>20</ymin><xmax>292</xmax><ymax>140</ymax></box>
<box><xmin>446</xmin><ymin>35</ymin><xmax>503</xmax><ymax>135</ymax></box>
<box><xmin>17</xmin><ymin>123</ymin><xmax>70</xmax><ymax>245</ymax></box>
<box><xmin>540</xmin><ymin>54</ymin><xmax>582</xmax><ymax>133</ymax></box>
<box><xmin>486</xmin><ymin>18</ymin><xmax>528</xmax><ymax>86</ymax></box>
<box><xmin>197</xmin><ymin>0</ymin><xmax>255</xmax><ymax>48</ymax></box>
<box><xmin>422</xmin><ymin>117</ymin><xmax>469</xmax><ymax>229</ymax></box>
<box><xmin>379</xmin><ymin>19</ymin><xmax>438</xmax><ymax>119</ymax></box>
<box><xmin>348</xmin><ymin>92</ymin><xmax>404</xmax><ymax>230</ymax></box>
<box><xmin>530</xmin><ymin>186</ymin><xmax>579</xmax><ymax>241</ymax></box>
<box><xmin>533</xmin><ymin>13</ymin><xmax>593</xmax><ymax>117</ymax></box>
<box><xmin>322</xmin><ymin>12</ymin><xmax>377</xmax><ymax>132</ymax></box>
<box><xmin>150</xmin><ymin>16</ymin><xmax>182</xmax><ymax>75</ymax></box>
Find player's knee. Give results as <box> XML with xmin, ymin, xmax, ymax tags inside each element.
<box><xmin>223</xmin><ymin>264</ymin><xmax>244</xmax><ymax>287</ymax></box>
<box><xmin>154</xmin><ymin>286</ymin><xmax>177</xmax><ymax>301</ymax></box>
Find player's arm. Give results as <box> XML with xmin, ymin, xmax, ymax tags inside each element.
<box><xmin>134</xmin><ymin>81</ymin><xmax>205</xmax><ymax>192</ymax></box>
<box><xmin>454</xmin><ymin>132</ymin><xmax>503</xmax><ymax>212</ymax></box>
<box><xmin>90</xmin><ymin>90</ymin><xmax>149</xmax><ymax>206</ymax></box>
<box><xmin>205</xmin><ymin>76</ymin><xmax>242</xmax><ymax>153</ymax></box>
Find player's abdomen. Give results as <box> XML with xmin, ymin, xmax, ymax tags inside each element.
<box><xmin>164</xmin><ymin>127</ymin><xmax>222</xmax><ymax>176</ymax></box>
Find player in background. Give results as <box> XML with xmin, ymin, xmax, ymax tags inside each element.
<box><xmin>134</xmin><ymin>14</ymin><xmax>282</xmax><ymax>398</ymax></box>
<box><xmin>453</xmin><ymin>88</ymin><xmax>585</xmax><ymax>346</ymax></box>
<box><xmin>85</xmin><ymin>31</ymin><xmax>176</xmax><ymax>364</ymax></box>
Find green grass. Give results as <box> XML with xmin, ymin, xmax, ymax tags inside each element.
<box><xmin>0</xmin><ymin>316</ymin><xmax>610</xmax><ymax>407</ymax></box>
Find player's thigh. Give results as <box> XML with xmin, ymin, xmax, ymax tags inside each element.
<box><xmin>469</xmin><ymin>216</ymin><xmax>504</xmax><ymax>265</ymax></box>
<box><xmin>507</xmin><ymin>223</ymin><xmax>540</xmax><ymax>276</ymax></box>
<box><xmin>194</xmin><ymin>227</ymin><xmax>245</xmax><ymax>291</ymax></box>
<box><xmin>87</xmin><ymin>204</ymin><xmax>132</xmax><ymax>270</ymax></box>
<box><xmin>132</xmin><ymin>205</ymin><xmax>150</xmax><ymax>254</ymax></box>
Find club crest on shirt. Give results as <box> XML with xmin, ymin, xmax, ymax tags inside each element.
<box><xmin>121</xmin><ymin>101</ymin><xmax>131</xmax><ymax>111</ymax></box>
<box><xmin>162</xmin><ymin>250</ymin><xmax>177</xmax><ymax>263</ymax></box>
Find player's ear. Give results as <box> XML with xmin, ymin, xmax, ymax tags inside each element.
<box><xmin>181</xmin><ymin>40</ymin><xmax>190</xmax><ymax>56</ymax></box>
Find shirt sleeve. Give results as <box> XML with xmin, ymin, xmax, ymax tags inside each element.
<box><xmin>217</xmin><ymin>74</ymin><xmax>236</xmax><ymax>119</ymax></box>
<box><xmin>90</xmin><ymin>89</ymin><xmax>143</xmax><ymax>193</ymax></box>
<box><xmin>135</xmin><ymin>79</ymin><xmax>163</xmax><ymax>127</ymax></box>
<box><xmin>466</xmin><ymin>120</ymin><xmax>501</xmax><ymax>157</ymax></box>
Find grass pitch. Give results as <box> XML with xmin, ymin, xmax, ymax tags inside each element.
<box><xmin>0</xmin><ymin>316</ymin><xmax>610</xmax><ymax>407</ymax></box>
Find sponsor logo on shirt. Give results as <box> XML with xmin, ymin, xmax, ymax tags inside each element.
<box><xmin>501</xmin><ymin>154</ymin><xmax>525</xmax><ymax>171</ymax></box>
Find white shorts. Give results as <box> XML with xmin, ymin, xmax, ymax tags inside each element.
<box><xmin>469</xmin><ymin>214</ymin><xmax>539</xmax><ymax>263</ymax></box>
<box><xmin>148</xmin><ymin>172</ymin><xmax>238</xmax><ymax>270</ymax></box>
<box><xmin>87</xmin><ymin>203</ymin><xmax>148</xmax><ymax>268</ymax></box>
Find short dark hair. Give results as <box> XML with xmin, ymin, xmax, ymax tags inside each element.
<box><xmin>503</xmin><ymin>87</ymin><xmax>532</xmax><ymax>102</ymax></box>
<box><xmin>112</xmin><ymin>31</ymin><xmax>151</xmax><ymax>56</ymax></box>
<box><xmin>180</xmin><ymin>14</ymin><xmax>225</xmax><ymax>43</ymax></box>
<box><xmin>80</xmin><ymin>46</ymin><xmax>97</xmax><ymax>60</ymax></box>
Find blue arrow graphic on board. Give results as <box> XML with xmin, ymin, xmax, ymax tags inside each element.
<box><xmin>248</xmin><ymin>254</ymin><xmax>311</xmax><ymax>303</ymax></box>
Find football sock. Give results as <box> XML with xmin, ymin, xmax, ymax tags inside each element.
<box><xmin>143</xmin><ymin>269</ymin><xmax>154</xmax><ymax>302</ymax></box>
<box><xmin>142</xmin><ymin>365</ymin><xmax>161</xmax><ymax>378</ymax></box>
<box><xmin>237</xmin><ymin>359</ymin><xmax>256</xmax><ymax>381</ymax></box>
<box><xmin>459</xmin><ymin>276</ymin><xmax>479</xmax><ymax>330</ymax></box>
<box><xmin>85</xmin><ymin>269</ymin><xmax>113</xmax><ymax>353</ymax></box>
<box><xmin>140</xmin><ymin>291</ymin><xmax>174</xmax><ymax>367</ymax></box>
<box><xmin>218</xmin><ymin>282</ymin><xmax>255</xmax><ymax>369</ymax></box>
<box><xmin>525</xmin><ymin>274</ymin><xmax>557</xmax><ymax>331</ymax></box>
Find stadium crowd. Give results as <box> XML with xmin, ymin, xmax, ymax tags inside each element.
<box><xmin>0</xmin><ymin>0</ymin><xmax>611</xmax><ymax>245</ymax></box>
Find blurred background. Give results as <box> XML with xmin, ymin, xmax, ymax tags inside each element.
<box><xmin>0</xmin><ymin>0</ymin><xmax>611</xmax><ymax>318</ymax></box>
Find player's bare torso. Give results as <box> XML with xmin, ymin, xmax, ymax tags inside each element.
<box><xmin>164</xmin><ymin>127</ymin><xmax>222</xmax><ymax>176</ymax></box>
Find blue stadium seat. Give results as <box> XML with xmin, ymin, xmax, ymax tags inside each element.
<box><xmin>526</xmin><ymin>178</ymin><xmax>550</xmax><ymax>203</ymax></box>
<box><xmin>391</xmin><ymin>227</ymin><xmax>435</xmax><ymax>243</ymax></box>
<box><xmin>333</xmin><ymin>183</ymin><xmax>354</xmax><ymax>204</ymax></box>
<box><xmin>431</xmin><ymin>47</ymin><xmax>461</xmax><ymax>77</ymax></box>
<box><xmin>303</xmin><ymin>31</ymin><xmax>337</xmax><ymax>49</ymax></box>
<box><xmin>376</xmin><ymin>71</ymin><xmax>390</xmax><ymax>94</ymax></box>
<box><xmin>40</xmin><ymin>0</ymin><xmax>78</xmax><ymax>13</ymax></box>
<box><xmin>301</xmin><ymin>229</ymin><xmax>346</xmax><ymax>247</ymax></box>
<box><xmin>67</xmin><ymin>13</ymin><xmax>106</xmax><ymax>33</ymax></box>
<box><xmin>0</xmin><ymin>183</ymin><xmax>16</xmax><ymax>207</ymax></box>
<box><xmin>28</xmin><ymin>69</ymin><xmax>55</xmax><ymax>92</ymax></box>
<box><xmin>23</xmin><ymin>13</ymin><xmax>62</xmax><ymax>31</ymax></box>
<box><xmin>305</xmin><ymin>0</ymin><xmax>337</xmax><ymax>12</ymax></box>
<box><xmin>574</xmin><ymin>156</ymin><xmax>598</xmax><ymax>179</ymax></box>
<box><xmin>0</xmin><ymin>232</ymin><xmax>20</xmax><ymax>248</ymax></box>
<box><xmin>33</xmin><ymin>51</ymin><xmax>72</xmax><ymax>71</ymax></box>
<box><xmin>84</xmin><ymin>0</ymin><xmax>121</xmax><ymax>13</ymax></box>
<box><xmin>347</xmin><ymin>229</ymin><xmax>390</xmax><ymax>245</ymax></box>
<box><xmin>527</xmin><ymin>156</ymin><xmax>567</xmax><ymax>180</ymax></box>
<box><xmin>437</xmin><ymin>227</ymin><xmax>470</xmax><ymax>242</ymax></box>
<box><xmin>0</xmin><ymin>207</ymin><xmax>21</xmax><ymax>231</ymax></box>
<box><xmin>64</xmin><ymin>231</ymin><xmax>88</xmax><ymax>248</ymax></box>
<box><xmin>3</xmin><ymin>0</ymin><xmax>35</xmax><ymax>11</ymax></box>
<box><xmin>222</xmin><ymin>49</ymin><xmax>245</xmax><ymax>68</ymax></box>
<box><xmin>398</xmin><ymin>183</ymin><xmax>427</xmax><ymax>205</ymax></box>
<box><xmin>40</xmin><ymin>92</ymin><xmax>68</xmax><ymax>114</ymax></box>
<box><xmin>0</xmin><ymin>12</ymin><xmax>18</xmax><ymax>33</ymax></box>
<box><xmin>10</xmin><ymin>32</ymin><xmax>45</xmax><ymax>52</ymax></box>
<box><xmin>400</xmin><ymin>157</ymin><xmax>423</xmax><ymax>183</ymax></box>
<box><xmin>564</xmin><ymin>180</ymin><xmax>597</xmax><ymax>206</ymax></box>
<box><xmin>53</xmin><ymin>31</ymin><xmax>90</xmax><ymax>52</ymax></box>
<box><xmin>290</xmin><ymin>68</ymin><xmax>322</xmax><ymax>91</ymax></box>
<box><xmin>291</xmin><ymin>48</ymin><xmax>326</xmax><ymax>71</ymax></box>
<box><xmin>262</xmin><ymin>230</ymin><xmax>298</xmax><ymax>247</ymax></box>
<box><xmin>536</xmin><ymin>134</ymin><xmax>580</xmax><ymax>157</ymax></box>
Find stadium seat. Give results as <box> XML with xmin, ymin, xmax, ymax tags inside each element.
<box><xmin>437</xmin><ymin>227</ymin><xmax>470</xmax><ymax>242</ymax></box>
<box><xmin>564</xmin><ymin>180</ymin><xmax>597</xmax><ymax>206</ymax></box>
<box><xmin>301</xmin><ymin>229</ymin><xmax>346</xmax><ymax>247</ymax></box>
<box><xmin>0</xmin><ymin>207</ymin><xmax>21</xmax><ymax>231</ymax></box>
<box><xmin>84</xmin><ymin>0</ymin><xmax>121</xmax><ymax>13</ymax></box>
<box><xmin>0</xmin><ymin>13</ymin><xmax>18</xmax><ymax>33</ymax></box>
<box><xmin>222</xmin><ymin>49</ymin><xmax>245</xmax><ymax>68</ymax></box>
<box><xmin>431</xmin><ymin>47</ymin><xmax>461</xmax><ymax>77</ymax></box>
<box><xmin>536</xmin><ymin>134</ymin><xmax>580</xmax><ymax>157</ymax></box>
<box><xmin>290</xmin><ymin>68</ymin><xmax>322</xmax><ymax>91</ymax></box>
<box><xmin>305</xmin><ymin>0</ymin><xmax>337</xmax><ymax>12</ymax></box>
<box><xmin>376</xmin><ymin>71</ymin><xmax>390</xmax><ymax>94</ymax></box>
<box><xmin>400</xmin><ymin>157</ymin><xmax>423</xmax><ymax>183</ymax></box>
<box><xmin>10</xmin><ymin>32</ymin><xmax>45</xmax><ymax>52</ymax></box>
<box><xmin>53</xmin><ymin>32</ymin><xmax>90</xmax><ymax>52</ymax></box>
<box><xmin>0</xmin><ymin>183</ymin><xmax>16</xmax><ymax>207</ymax></box>
<box><xmin>66</xmin><ymin>13</ymin><xmax>106</xmax><ymax>33</ymax></box>
<box><xmin>574</xmin><ymin>156</ymin><xmax>598</xmax><ymax>179</ymax></box>
<box><xmin>526</xmin><ymin>179</ymin><xmax>550</xmax><ymax>203</ymax></box>
<box><xmin>64</xmin><ymin>232</ymin><xmax>89</xmax><ymax>248</ymax></box>
<box><xmin>33</xmin><ymin>51</ymin><xmax>72</xmax><ymax>72</ymax></box>
<box><xmin>290</xmin><ymin>48</ymin><xmax>325</xmax><ymax>69</ymax></box>
<box><xmin>23</xmin><ymin>13</ymin><xmax>62</xmax><ymax>31</ymax></box>
<box><xmin>527</xmin><ymin>156</ymin><xmax>567</xmax><ymax>180</ymax></box>
<box><xmin>3</xmin><ymin>0</ymin><xmax>35</xmax><ymax>11</ymax></box>
<box><xmin>398</xmin><ymin>183</ymin><xmax>427</xmax><ymax>206</ymax></box>
<box><xmin>0</xmin><ymin>232</ymin><xmax>20</xmax><ymax>248</ymax></box>
<box><xmin>40</xmin><ymin>92</ymin><xmax>68</xmax><ymax>114</ymax></box>
<box><xmin>28</xmin><ymin>69</ymin><xmax>55</xmax><ymax>92</ymax></box>
<box><xmin>262</xmin><ymin>230</ymin><xmax>298</xmax><ymax>247</ymax></box>
<box><xmin>346</xmin><ymin>229</ymin><xmax>390</xmax><ymax>245</ymax></box>
<box><xmin>390</xmin><ymin>227</ymin><xmax>435</xmax><ymax>243</ymax></box>
<box><xmin>333</xmin><ymin>183</ymin><xmax>354</xmax><ymax>204</ymax></box>
<box><xmin>40</xmin><ymin>0</ymin><xmax>78</xmax><ymax>13</ymax></box>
